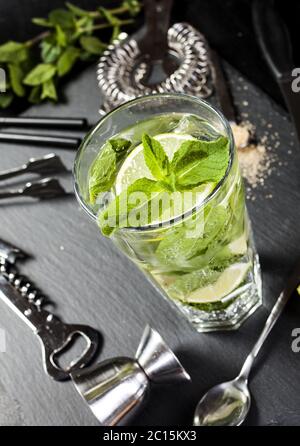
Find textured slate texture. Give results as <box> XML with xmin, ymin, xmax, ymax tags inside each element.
<box><xmin>0</xmin><ymin>63</ymin><xmax>299</xmax><ymax>426</ymax></box>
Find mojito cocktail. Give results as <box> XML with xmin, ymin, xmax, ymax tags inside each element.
<box><xmin>74</xmin><ymin>94</ymin><xmax>262</xmax><ymax>331</ymax></box>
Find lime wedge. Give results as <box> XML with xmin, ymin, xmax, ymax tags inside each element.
<box><xmin>115</xmin><ymin>133</ymin><xmax>196</xmax><ymax>194</ymax></box>
<box><xmin>186</xmin><ymin>262</ymin><xmax>250</xmax><ymax>304</ymax></box>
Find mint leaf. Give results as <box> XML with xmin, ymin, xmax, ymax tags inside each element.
<box><xmin>157</xmin><ymin>172</ymin><xmax>176</xmax><ymax>193</ymax></box>
<box><xmin>41</xmin><ymin>78</ymin><xmax>57</xmax><ymax>101</ymax></box>
<box><xmin>41</xmin><ymin>40</ymin><xmax>62</xmax><ymax>63</ymax></box>
<box><xmin>66</xmin><ymin>2</ymin><xmax>91</xmax><ymax>17</ymax></box>
<box><xmin>0</xmin><ymin>41</ymin><xmax>28</xmax><ymax>63</ymax></box>
<box><xmin>173</xmin><ymin>136</ymin><xmax>230</xmax><ymax>190</ymax></box>
<box><xmin>57</xmin><ymin>46</ymin><xmax>80</xmax><ymax>76</ymax></box>
<box><xmin>56</xmin><ymin>25</ymin><xmax>67</xmax><ymax>47</ymax></box>
<box><xmin>156</xmin><ymin>205</ymin><xmax>228</xmax><ymax>271</ymax></box>
<box><xmin>32</xmin><ymin>17</ymin><xmax>54</xmax><ymax>28</ymax></box>
<box><xmin>123</xmin><ymin>0</ymin><xmax>141</xmax><ymax>15</ymax></box>
<box><xmin>109</xmin><ymin>138</ymin><xmax>131</xmax><ymax>154</ymax></box>
<box><xmin>142</xmin><ymin>133</ymin><xmax>170</xmax><ymax>181</ymax></box>
<box><xmin>24</xmin><ymin>63</ymin><xmax>56</xmax><ymax>86</ymax></box>
<box><xmin>80</xmin><ymin>36</ymin><xmax>106</xmax><ymax>55</ymax></box>
<box><xmin>98</xmin><ymin>178</ymin><xmax>164</xmax><ymax>236</ymax></box>
<box><xmin>0</xmin><ymin>92</ymin><xmax>14</xmax><ymax>108</ymax></box>
<box><xmin>88</xmin><ymin>138</ymin><xmax>131</xmax><ymax>204</ymax></box>
<box><xmin>8</xmin><ymin>64</ymin><xmax>25</xmax><ymax>97</ymax></box>
<box><xmin>28</xmin><ymin>85</ymin><xmax>42</xmax><ymax>103</ymax></box>
<box><xmin>49</xmin><ymin>9</ymin><xmax>75</xmax><ymax>29</ymax></box>
<box><xmin>169</xmin><ymin>267</ymin><xmax>222</xmax><ymax>298</ymax></box>
<box><xmin>171</xmin><ymin>139</ymin><xmax>208</xmax><ymax>172</ymax></box>
<box><xmin>89</xmin><ymin>146</ymin><xmax>116</xmax><ymax>204</ymax></box>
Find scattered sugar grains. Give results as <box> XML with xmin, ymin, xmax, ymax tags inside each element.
<box><xmin>238</xmin><ymin>143</ymin><xmax>268</xmax><ymax>187</ymax></box>
<box><xmin>231</xmin><ymin>121</ymin><xmax>278</xmax><ymax>194</ymax></box>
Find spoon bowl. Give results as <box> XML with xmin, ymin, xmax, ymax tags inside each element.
<box><xmin>194</xmin><ymin>378</ymin><xmax>251</xmax><ymax>426</ymax></box>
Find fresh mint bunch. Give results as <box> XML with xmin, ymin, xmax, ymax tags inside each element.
<box><xmin>0</xmin><ymin>1</ymin><xmax>141</xmax><ymax>108</ymax></box>
<box><xmin>95</xmin><ymin>132</ymin><xmax>230</xmax><ymax>236</ymax></box>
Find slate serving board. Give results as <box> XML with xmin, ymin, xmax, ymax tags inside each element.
<box><xmin>0</xmin><ymin>62</ymin><xmax>299</xmax><ymax>426</ymax></box>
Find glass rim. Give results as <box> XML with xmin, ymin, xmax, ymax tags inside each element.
<box><xmin>74</xmin><ymin>92</ymin><xmax>235</xmax><ymax>233</ymax></box>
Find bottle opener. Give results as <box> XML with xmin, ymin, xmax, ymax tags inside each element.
<box><xmin>0</xmin><ymin>238</ymin><xmax>99</xmax><ymax>381</ymax></box>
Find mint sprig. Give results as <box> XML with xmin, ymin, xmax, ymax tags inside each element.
<box><xmin>96</xmin><ymin>132</ymin><xmax>230</xmax><ymax>236</ymax></box>
<box><xmin>0</xmin><ymin>1</ymin><xmax>141</xmax><ymax>108</ymax></box>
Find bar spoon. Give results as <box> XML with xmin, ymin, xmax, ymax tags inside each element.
<box><xmin>194</xmin><ymin>260</ymin><xmax>300</xmax><ymax>426</ymax></box>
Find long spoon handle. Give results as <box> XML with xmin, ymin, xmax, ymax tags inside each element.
<box><xmin>239</xmin><ymin>261</ymin><xmax>300</xmax><ymax>381</ymax></box>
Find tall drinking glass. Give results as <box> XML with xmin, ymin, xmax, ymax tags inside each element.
<box><xmin>74</xmin><ymin>94</ymin><xmax>262</xmax><ymax>332</ymax></box>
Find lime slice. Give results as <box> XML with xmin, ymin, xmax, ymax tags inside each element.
<box><xmin>115</xmin><ymin>133</ymin><xmax>215</xmax><ymax>223</ymax></box>
<box><xmin>186</xmin><ymin>262</ymin><xmax>250</xmax><ymax>304</ymax></box>
<box><xmin>228</xmin><ymin>232</ymin><xmax>248</xmax><ymax>255</ymax></box>
<box><xmin>115</xmin><ymin>133</ymin><xmax>196</xmax><ymax>194</ymax></box>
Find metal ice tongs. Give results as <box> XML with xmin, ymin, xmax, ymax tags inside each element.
<box><xmin>0</xmin><ymin>239</ymin><xmax>99</xmax><ymax>381</ymax></box>
<box><xmin>0</xmin><ymin>154</ymin><xmax>68</xmax><ymax>201</ymax></box>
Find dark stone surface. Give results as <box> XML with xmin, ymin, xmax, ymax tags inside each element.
<box><xmin>0</xmin><ymin>60</ymin><xmax>299</xmax><ymax>426</ymax></box>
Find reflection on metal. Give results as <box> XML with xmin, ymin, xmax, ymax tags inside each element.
<box><xmin>71</xmin><ymin>325</ymin><xmax>191</xmax><ymax>426</ymax></box>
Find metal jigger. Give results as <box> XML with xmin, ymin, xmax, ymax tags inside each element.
<box><xmin>71</xmin><ymin>325</ymin><xmax>191</xmax><ymax>426</ymax></box>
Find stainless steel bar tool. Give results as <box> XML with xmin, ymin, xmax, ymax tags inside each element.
<box><xmin>0</xmin><ymin>238</ymin><xmax>26</xmax><ymax>264</ymax></box>
<box><xmin>0</xmin><ymin>240</ymin><xmax>99</xmax><ymax>381</ymax></box>
<box><xmin>71</xmin><ymin>325</ymin><xmax>191</xmax><ymax>426</ymax></box>
<box><xmin>0</xmin><ymin>178</ymin><xmax>67</xmax><ymax>200</ymax></box>
<box><xmin>97</xmin><ymin>0</ymin><xmax>213</xmax><ymax>114</ymax></box>
<box><xmin>0</xmin><ymin>131</ymin><xmax>81</xmax><ymax>149</ymax></box>
<box><xmin>0</xmin><ymin>116</ymin><xmax>88</xmax><ymax>130</ymax></box>
<box><xmin>0</xmin><ymin>154</ymin><xmax>67</xmax><ymax>182</ymax></box>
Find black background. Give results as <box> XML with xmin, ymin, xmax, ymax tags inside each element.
<box><xmin>0</xmin><ymin>0</ymin><xmax>299</xmax><ymax>108</ymax></box>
